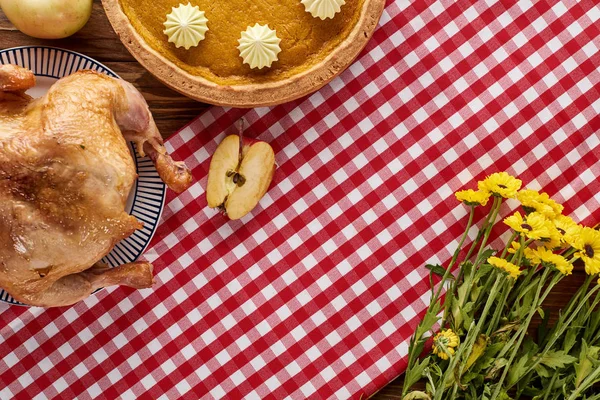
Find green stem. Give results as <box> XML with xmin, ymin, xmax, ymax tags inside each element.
<box><xmin>567</xmin><ymin>363</ymin><xmax>600</xmax><ymax>400</ymax></box>
<box><xmin>500</xmin><ymin>232</ymin><xmax>518</xmax><ymax>259</ymax></box>
<box><xmin>563</xmin><ymin>274</ymin><xmax>593</xmax><ymax>319</ymax></box>
<box><xmin>440</xmin><ymin>206</ymin><xmax>475</xmax><ymax>325</ymax></box>
<box><xmin>561</xmin><ymin>247</ymin><xmax>577</xmax><ymax>259</ymax></box>
<box><xmin>581</xmin><ymin>289</ymin><xmax>600</xmax><ymax>344</ymax></box>
<box><xmin>457</xmin><ymin>198</ymin><xmax>501</xmax><ymax>285</ymax></box>
<box><xmin>474</xmin><ymin>197</ymin><xmax>502</xmax><ymax>262</ymax></box>
<box><xmin>490</xmin><ymin>269</ymin><xmax>555</xmax><ymax>400</ymax></box>
<box><xmin>517</xmin><ymin>283</ymin><xmax>600</xmax><ymax>387</ymax></box>
<box><xmin>435</xmin><ymin>207</ymin><xmax>475</xmax><ymax>304</ymax></box>
<box><xmin>536</xmin><ymin>274</ymin><xmax>593</xmax><ymax>350</ymax></box>
<box><xmin>515</xmin><ymin>235</ymin><xmax>525</xmax><ymax>267</ymax></box>
<box><xmin>402</xmin><ymin>207</ymin><xmax>476</xmax><ymax>396</ymax></box>
<box><xmin>465</xmin><ymin>198</ymin><xmax>498</xmax><ymax>261</ymax></box>
<box><xmin>542</xmin><ymin>371</ymin><xmax>559</xmax><ymax>400</ymax></box>
<box><xmin>449</xmin><ymin>206</ymin><xmax>477</xmax><ymax>270</ymax></box>
<box><xmin>461</xmin><ymin>198</ymin><xmax>502</xmax><ymax>310</ymax></box>
<box><xmin>508</xmin><ymin>260</ymin><xmax>539</xmax><ymax>309</ymax></box>
<box><xmin>445</xmin><ymin>274</ymin><xmax>503</xmax><ymax>399</ymax></box>
<box><xmin>498</xmin><ymin>270</ymin><xmax>560</xmax><ymax>361</ymax></box>
<box><xmin>486</xmin><ymin>279</ymin><xmax>512</xmax><ymax>336</ymax></box>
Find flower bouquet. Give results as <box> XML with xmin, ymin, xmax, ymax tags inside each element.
<box><xmin>402</xmin><ymin>172</ymin><xmax>600</xmax><ymax>400</ymax></box>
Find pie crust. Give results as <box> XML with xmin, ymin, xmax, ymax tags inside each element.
<box><xmin>102</xmin><ymin>0</ymin><xmax>385</xmax><ymax>107</ymax></box>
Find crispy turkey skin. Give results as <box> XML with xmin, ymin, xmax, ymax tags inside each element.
<box><xmin>0</xmin><ymin>65</ymin><xmax>192</xmax><ymax>307</ymax></box>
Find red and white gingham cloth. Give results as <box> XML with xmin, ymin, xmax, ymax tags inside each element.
<box><xmin>2</xmin><ymin>1</ymin><xmax>600</xmax><ymax>398</ymax></box>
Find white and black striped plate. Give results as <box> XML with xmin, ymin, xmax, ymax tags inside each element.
<box><xmin>0</xmin><ymin>46</ymin><xmax>166</xmax><ymax>306</ymax></box>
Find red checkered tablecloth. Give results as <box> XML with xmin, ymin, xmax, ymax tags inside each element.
<box><xmin>2</xmin><ymin>0</ymin><xmax>600</xmax><ymax>398</ymax></box>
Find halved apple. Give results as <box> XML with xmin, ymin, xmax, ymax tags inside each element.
<box><xmin>206</xmin><ymin>135</ymin><xmax>275</xmax><ymax>220</ymax></box>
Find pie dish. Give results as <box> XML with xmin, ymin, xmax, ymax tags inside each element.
<box><xmin>102</xmin><ymin>0</ymin><xmax>385</xmax><ymax>107</ymax></box>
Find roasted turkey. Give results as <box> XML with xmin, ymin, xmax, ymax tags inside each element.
<box><xmin>0</xmin><ymin>64</ymin><xmax>192</xmax><ymax>307</ymax></box>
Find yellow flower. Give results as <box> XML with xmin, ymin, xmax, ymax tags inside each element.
<box><xmin>488</xmin><ymin>256</ymin><xmax>522</xmax><ymax>279</ymax></box>
<box><xmin>532</xmin><ymin>247</ymin><xmax>572</xmax><ymax>275</ymax></box>
<box><xmin>478</xmin><ymin>172</ymin><xmax>522</xmax><ymax>198</ymax></box>
<box><xmin>455</xmin><ymin>189</ymin><xmax>491</xmax><ymax>206</ymax></box>
<box><xmin>506</xmin><ymin>241</ymin><xmax>538</xmax><ymax>263</ymax></box>
<box><xmin>504</xmin><ymin>212</ymin><xmax>551</xmax><ymax>240</ymax></box>
<box><xmin>553</xmin><ymin>215</ymin><xmax>581</xmax><ymax>245</ymax></box>
<box><xmin>432</xmin><ymin>329</ymin><xmax>460</xmax><ymax>360</ymax></box>
<box><xmin>507</xmin><ymin>241</ymin><xmax>520</xmax><ymax>255</ymax></box>
<box><xmin>517</xmin><ymin>189</ymin><xmax>563</xmax><ymax>218</ymax></box>
<box><xmin>572</xmin><ymin>227</ymin><xmax>600</xmax><ymax>275</ymax></box>
<box><xmin>539</xmin><ymin>224</ymin><xmax>562</xmax><ymax>250</ymax></box>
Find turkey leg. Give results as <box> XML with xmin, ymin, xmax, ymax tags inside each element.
<box><xmin>17</xmin><ymin>262</ymin><xmax>154</xmax><ymax>307</ymax></box>
<box><xmin>115</xmin><ymin>79</ymin><xmax>193</xmax><ymax>193</ymax></box>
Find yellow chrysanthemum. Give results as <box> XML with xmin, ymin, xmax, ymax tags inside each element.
<box><xmin>478</xmin><ymin>172</ymin><xmax>522</xmax><ymax>199</ymax></box>
<box><xmin>572</xmin><ymin>227</ymin><xmax>600</xmax><ymax>275</ymax></box>
<box><xmin>553</xmin><ymin>215</ymin><xmax>581</xmax><ymax>246</ymax></box>
<box><xmin>432</xmin><ymin>329</ymin><xmax>460</xmax><ymax>360</ymax></box>
<box><xmin>507</xmin><ymin>241</ymin><xmax>520</xmax><ymax>255</ymax></box>
<box><xmin>517</xmin><ymin>189</ymin><xmax>563</xmax><ymax>218</ymax></box>
<box><xmin>532</xmin><ymin>247</ymin><xmax>572</xmax><ymax>275</ymax></box>
<box><xmin>507</xmin><ymin>241</ymin><xmax>539</xmax><ymax>263</ymax></box>
<box><xmin>525</xmin><ymin>248</ymin><xmax>540</xmax><ymax>264</ymax></box>
<box><xmin>538</xmin><ymin>223</ymin><xmax>562</xmax><ymax>250</ymax></box>
<box><xmin>488</xmin><ymin>256</ymin><xmax>522</xmax><ymax>279</ymax></box>
<box><xmin>504</xmin><ymin>212</ymin><xmax>552</xmax><ymax>240</ymax></box>
<box><xmin>455</xmin><ymin>189</ymin><xmax>491</xmax><ymax>206</ymax></box>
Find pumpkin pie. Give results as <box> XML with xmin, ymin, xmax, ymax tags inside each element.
<box><xmin>102</xmin><ymin>0</ymin><xmax>385</xmax><ymax>107</ymax></box>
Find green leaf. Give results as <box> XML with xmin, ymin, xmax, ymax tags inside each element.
<box><xmin>481</xmin><ymin>384</ymin><xmax>492</xmax><ymax>400</ymax></box>
<box><xmin>461</xmin><ymin>261</ymin><xmax>473</xmax><ymax>278</ymax></box>
<box><xmin>534</xmin><ymin>363</ymin><xmax>551</xmax><ymax>378</ymax></box>
<box><xmin>508</xmin><ymin>354</ymin><xmax>529</xmax><ymax>386</ymax></box>
<box><xmin>425</xmin><ymin>264</ymin><xmax>451</xmax><ymax>279</ymax></box>
<box><xmin>425</xmin><ymin>382</ymin><xmax>434</xmax><ymax>397</ymax></box>
<box><xmin>523</xmin><ymin>337</ymin><xmax>538</xmax><ymax>355</ymax></box>
<box><xmin>430</xmin><ymin>362</ymin><xmax>443</xmax><ymax>379</ymax></box>
<box><xmin>478</xmin><ymin>248</ymin><xmax>497</xmax><ymax>264</ymax></box>
<box><xmin>461</xmin><ymin>302</ymin><xmax>474</xmax><ymax>331</ymax></box>
<box><xmin>536</xmin><ymin>307</ymin><xmax>545</xmax><ymax>320</ymax></box>
<box><xmin>485</xmin><ymin>358</ymin><xmax>509</xmax><ymax>381</ymax></box>
<box><xmin>478</xmin><ymin>342</ymin><xmax>505</xmax><ymax>371</ymax></box>
<box><xmin>539</xmin><ymin>350</ymin><xmax>578</xmax><ymax>370</ymax></box>
<box><xmin>402</xmin><ymin>391</ymin><xmax>431</xmax><ymax>400</ymax></box>
<box><xmin>498</xmin><ymin>391</ymin><xmax>513</xmax><ymax>400</ymax></box>
<box><xmin>457</xmin><ymin>273</ymin><xmax>472</xmax><ymax>304</ymax></box>
<box><xmin>415</xmin><ymin>302</ymin><xmax>442</xmax><ymax>339</ymax></box>
<box><xmin>575</xmin><ymin>341</ymin><xmax>600</xmax><ymax>388</ymax></box>
<box><xmin>470</xmin><ymin>283</ymin><xmax>483</xmax><ymax>303</ymax></box>
<box><xmin>519</xmin><ymin>285</ymin><xmax>536</xmax><ymax>319</ymax></box>
<box><xmin>404</xmin><ymin>356</ymin><xmax>430</xmax><ymax>391</ymax></box>
<box><xmin>563</xmin><ymin>326</ymin><xmax>580</xmax><ymax>354</ymax></box>
<box><xmin>461</xmin><ymin>370</ymin><xmax>479</xmax><ymax>385</ymax></box>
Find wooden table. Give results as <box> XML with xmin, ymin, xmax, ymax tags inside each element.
<box><xmin>0</xmin><ymin>2</ymin><xmax>587</xmax><ymax>399</ymax></box>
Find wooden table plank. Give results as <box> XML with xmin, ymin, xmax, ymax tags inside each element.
<box><xmin>0</xmin><ymin>2</ymin><xmax>587</xmax><ymax>399</ymax></box>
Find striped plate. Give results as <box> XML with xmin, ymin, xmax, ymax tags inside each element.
<box><xmin>0</xmin><ymin>46</ymin><xmax>166</xmax><ymax>306</ymax></box>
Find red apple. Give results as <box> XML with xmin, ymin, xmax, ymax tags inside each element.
<box><xmin>206</xmin><ymin>135</ymin><xmax>275</xmax><ymax>220</ymax></box>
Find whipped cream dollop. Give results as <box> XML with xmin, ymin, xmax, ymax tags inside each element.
<box><xmin>237</xmin><ymin>24</ymin><xmax>282</xmax><ymax>69</ymax></box>
<box><xmin>163</xmin><ymin>3</ymin><xmax>209</xmax><ymax>50</ymax></box>
<box><xmin>301</xmin><ymin>0</ymin><xmax>346</xmax><ymax>19</ymax></box>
